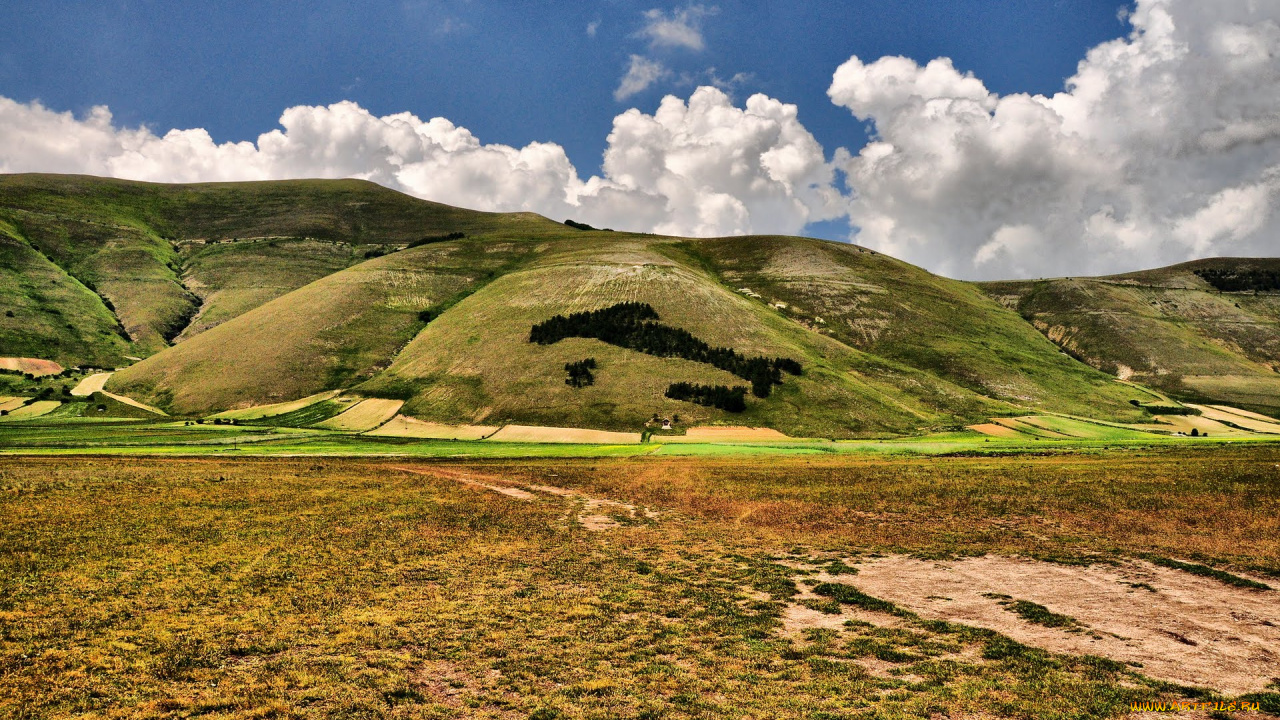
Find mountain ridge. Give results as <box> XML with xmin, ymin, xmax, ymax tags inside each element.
<box><xmin>3</xmin><ymin>173</ymin><xmax>1277</xmax><ymax>436</ymax></box>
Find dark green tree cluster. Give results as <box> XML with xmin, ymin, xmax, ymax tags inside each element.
<box><xmin>565</xmin><ymin>358</ymin><xmax>597</xmax><ymax>388</ymax></box>
<box><xmin>665</xmin><ymin>382</ymin><xmax>747</xmax><ymax>412</ymax></box>
<box><xmin>564</xmin><ymin>219</ymin><xmax>613</xmax><ymax>232</ymax></box>
<box><xmin>529</xmin><ymin>302</ymin><xmax>802</xmax><ymax>397</ymax></box>
<box><xmin>1194</xmin><ymin>268</ymin><xmax>1280</xmax><ymax>292</ymax></box>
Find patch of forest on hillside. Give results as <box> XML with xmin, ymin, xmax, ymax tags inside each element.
<box><xmin>529</xmin><ymin>302</ymin><xmax>802</xmax><ymax>400</ymax></box>
<box><xmin>1194</xmin><ymin>268</ymin><xmax>1280</xmax><ymax>293</ymax></box>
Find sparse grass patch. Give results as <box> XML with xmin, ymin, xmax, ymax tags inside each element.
<box><xmin>985</xmin><ymin>595</ymin><xmax>1088</xmax><ymax>632</ymax></box>
<box><xmin>1145</xmin><ymin>555</ymin><xmax>1273</xmax><ymax>590</ymax></box>
<box><xmin>813</xmin><ymin>582</ymin><xmax>903</xmax><ymax>615</ymax></box>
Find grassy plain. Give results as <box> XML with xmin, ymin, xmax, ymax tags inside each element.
<box><xmin>2</xmin><ymin>448</ymin><xmax>1278</xmax><ymax>719</ymax></box>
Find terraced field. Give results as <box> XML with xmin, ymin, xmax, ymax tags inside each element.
<box><xmin>314</xmin><ymin>398</ymin><xmax>404</xmax><ymax>432</ymax></box>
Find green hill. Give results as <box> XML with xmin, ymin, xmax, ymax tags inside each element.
<box><xmin>983</xmin><ymin>258</ymin><xmax>1280</xmax><ymax>413</ymax></box>
<box><xmin>680</xmin><ymin>236</ymin><xmax>1144</xmax><ymax>422</ymax></box>
<box><xmin>0</xmin><ymin>174</ymin><xmax>563</xmax><ymax>367</ymax></box>
<box><xmin>108</xmin><ymin>238</ymin><xmax>537</xmax><ymax>414</ymax></box>
<box><xmin>0</xmin><ymin>218</ymin><xmax>132</xmax><ymax>368</ymax></box>
<box><xmin>7</xmin><ymin>173</ymin><xmax>1280</xmax><ymax>436</ymax></box>
<box><xmin>359</xmin><ymin>234</ymin><xmax>1013</xmax><ymax>437</ymax></box>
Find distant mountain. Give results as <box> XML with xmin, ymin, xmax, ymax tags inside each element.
<box><xmin>983</xmin><ymin>258</ymin><xmax>1280</xmax><ymax>413</ymax></box>
<box><xmin>3</xmin><ymin>173</ymin><xmax>1276</xmax><ymax>435</ymax></box>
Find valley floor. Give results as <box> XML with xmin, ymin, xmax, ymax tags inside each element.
<box><xmin>2</xmin><ymin>450</ymin><xmax>1279</xmax><ymax>718</ymax></box>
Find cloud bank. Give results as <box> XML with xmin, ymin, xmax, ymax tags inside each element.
<box><xmin>0</xmin><ymin>89</ymin><xmax>843</xmax><ymax>241</ymax></box>
<box><xmin>1</xmin><ymin>0</ymin><xmax>1277</xmax><ymax>279</ymax></box>
<box><xmin>831</xmin><ymin>0</ymin><xmax>1280</xmax><ymax>279</ymax></box>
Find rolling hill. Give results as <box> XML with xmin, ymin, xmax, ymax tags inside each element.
<box><xmin>3</xmin><ymin>173</ymin><xmax>1278</xmax><ymax>437</ymax></box>
<box><xmin>0</xmin><ymin>173</ymin><xmax>563</xmax><ymax>366</ymax></box>
<box><xmin>983</xmin><ymin>258</ymin><xmax>1280</xmax><ymax>413</ymax></box>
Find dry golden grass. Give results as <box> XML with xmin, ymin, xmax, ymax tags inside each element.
<box><xmin>2</xmin><ymin>450</ymin><xmax>1278</xmax><ymax>718</ymax></box>
<box><xmin>0</xmin><ymin>400</ymin><xmax>60</xmax><ymax>420</ymax></box>
<box><xmin>365</xmin><ymin>415</ymin><xmax>499</xmax><ymax>440</ymax></box>
<box><xmin>661</xmin><ymin>426</ymin><xmax>795</xmax><ymax>442</ymax></box>
<box><xmin>1189</xmin><ymin>404</ymin><xmax>1280</xmax><ymax>434</ymax></box>
<box><xmin>210</xmin><ymin>390</ymin><xmax>340</xmax><ymax>420</ymax></box>
<box><xmin>0</xmin><ymin>397</ymin><xmax>27</xmax><ymax>412</ymax></box>
<box><xmin>314</xmin><ymin>398</ymin><xmax>404</xmax><ymax>432</ymax></box>
<box><xmin>485</xmin><ymin>424</ymin><xmax>642</xmax><ymax>444</ymax></box>
<box><xmin>70</xmin><ymin>372</ymin><xmax>113</xmax><ymax>397</ymax></box>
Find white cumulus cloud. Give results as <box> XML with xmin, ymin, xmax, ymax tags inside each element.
<box><xmin>0</xmin><ymin>89</ymin><xmax>845</xmax><ymax>240</ymax></box>
<box><xmin>586</xmin><ymin>87</ymin><xmax>848</xmax><ymax>236</ymax></box>
<box><xmin>829</xmin><ymin>0</ymin><xmax>1280</xmax><ymax>279</ymax></box>
<box><xmin>4</xmin><ymin>0</ymin><xmax>1278</xmax><ymax>280</ymax></box>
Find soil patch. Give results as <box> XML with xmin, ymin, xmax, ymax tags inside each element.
<box><xmin>70</xmin><ymin>372</ymin><xmax>113</xmax><ymax>396</ymax></box>
<box><xmin>844</xmin><ymin>555</ymin><xmax>1279</xmax><ymax>695</ymax></box>
<box><xmin>486</xmin><ymin>424</ymin><xmax>641</xmax><ymax>444</ymax></box>
<box><xmin>0</xmin><ymin>357</ymin><xmax>63</xmax><ymax>376</ymax></box>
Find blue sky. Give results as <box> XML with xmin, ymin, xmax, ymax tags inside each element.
<box><xmin>3</xmin><ymin>1</ymin><xmax>1276</xmax><ymax>280</ymax></box>
<box><xmin>1</xmin><ymin>0</ymin><xmax>1128</xmax><ymax>189</ymax></box>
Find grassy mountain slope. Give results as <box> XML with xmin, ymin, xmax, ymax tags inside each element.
<box><xmin>175</xmin><ymin>239</ymin><xmax>364</xmax><ymax>340</ymax></box>
<box><xmin>12</xmin><ymin>173</ymin><xmax>1279</xmax><ymax>435</ymax></box>
<box><xmin>983</xmin><ymin>258</ymin><xmax>1280</xmax><ymax>413</ymax></box>
<box><xmin>0</xmin><ymin>174</ymin><xmax>565</xmax><ymax>366</ymax></box>
<box><xmin>0</xmin><ymin>189</ymin><xmax>196</xmax><ymax>355</ymax></box>
<box><xmin>682</xmin><ymin>236</ymin><xmax>1145</xmax><ymax>423</ymax></box>
<box><xmin>362</xmin><ymin>235</ymin><xmax>1013</xmax><ymax>437</ymax></box>
<box><xmin>108</xmin><ymin>239</ymin><xmax>535</xmax><ymax>415</ymax></box>
<box><xmin>0</xmin><ymin>219</ymin><xmax>132</xmax><ymax>367</ymax></box>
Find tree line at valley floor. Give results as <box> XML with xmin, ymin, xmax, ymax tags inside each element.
<box><xmin>530</xmin><ymin>302</ymin><xmax>801</xmax><ymax>411</ymax></box>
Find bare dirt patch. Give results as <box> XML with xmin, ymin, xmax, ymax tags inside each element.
<box><xmin>100</xmin><ymin>390</ymin><xmax>168</xmax><ymax>416</ymax></box>
<box><xmin>0</xmin><ymin>357</ymin><xmax>63</xmax><ymax>376</ymax></box>
<box><xmin>485</xmin><ymin>424</ymin><xmax>642</xmax><ymax>444</ymax></box>
<box><xmin>526</xmin><ymin>483</ymin><xmax>659</xmax><ymax>531</ymax></box>
<box><xmin>70</xmin><ymin>372</ymin><xmax>113</xmax><ymax>397</ymax></box>
<box><xmin>842</xmin><ymin>555</ymin><xmax>1280</xmax><ymax>695</ymax></box>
